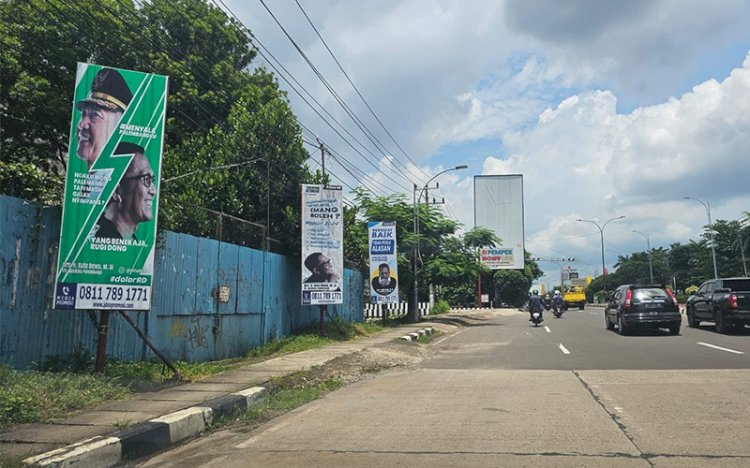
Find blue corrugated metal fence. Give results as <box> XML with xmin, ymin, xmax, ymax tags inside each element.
<box><xmin>0</xmin><ymin>195</ymin><xmax>364</xmax><ymax>369</ymax></box>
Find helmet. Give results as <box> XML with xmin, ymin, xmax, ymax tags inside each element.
<box><xmin>554</xmin><ymin>290</ymin><xmax>560</xmax><ymax>295</ymax></box>
<box><xmin>532</xmin><ymin>289</ymin><xmax>539</xmax><ymax>296</ymax></box>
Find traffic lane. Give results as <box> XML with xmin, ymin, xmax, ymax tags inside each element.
<box><xmin>535</xmin><ymin>308</ymin><xmax>750</xmax><ymax>370</ymax></box>
<box><xmin>428</xmin><ymin>308</ymin><xmax>750</xmax><ymax>370</ymax></box>
<box><xmin>579</xmin><ymin>369</ymin><xmax>750</xmax><ymax>460</ymax></box>
<box><xmin>425</xmin><ymin>310</ymin><xmax>574</xmax><ymax>370</ymax></box>
<box><xmin>136</xmin><ymin>369</ymin><xmax>644</xmax><ymax>467</ymax></box>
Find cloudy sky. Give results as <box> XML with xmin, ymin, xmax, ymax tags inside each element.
<box><xmin>224</xmin><ymin>0</ymin><xmax>750</xmax><ymax>287</ymax></box>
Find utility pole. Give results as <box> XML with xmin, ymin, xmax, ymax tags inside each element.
<box><xmin>411</xmin><ymin>165</ymin><xmax>468</xmax><ymax>322</ymax></box>
<box><xmin>317</xmin><ymin>137</ymin><xmax>326</xmax><ymax>178</ymax></box>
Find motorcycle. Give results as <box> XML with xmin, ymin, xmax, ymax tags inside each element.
<box><xmin>529</xmin><ymin>306</ymin><xmax>544</xmax><ymax>326</ymax></box>
<box><xmin>552</xmin><ymin>303</ymin><xmax>563</xmax><ymax>318</ymax></box>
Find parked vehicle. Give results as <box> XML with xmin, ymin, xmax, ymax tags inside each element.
<box><xmin>605</xmin><ymin>284</ymin><xmax>681</xmax><ymax>335</ymax></box>
<box><xmin>563</xmin><ymin>286</ymin><xmax>586</xmax><ymax>310</ymax></box>
<box><xmin>685</xmin><ymin>278</ymin><xmax>750</xmax><ymax>333</ymax></box>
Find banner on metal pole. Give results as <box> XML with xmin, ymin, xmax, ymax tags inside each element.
<box><xmin>54</xmin><ymin>63</ymin><xmax>168</xmax><ymax>310</ymax></box>
<box><xmin>368</xmin><ymin>221</ymin><xmax>399</xmax><ymax>304</ymax></box>
<box><xmin>301</xmin><ymin>184</ymin><xmax>343</xmax><ymax>305</ymax></box>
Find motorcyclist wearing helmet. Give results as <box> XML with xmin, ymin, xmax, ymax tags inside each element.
<box><xmin>552</xmin><ymin>289</ymin><xmax>564</xmax><ymax>309</ymax></box>
<box><xmin>528</xmin><ymin>289</ymin><xmax>543</xmax><ymax>321</ymax></box>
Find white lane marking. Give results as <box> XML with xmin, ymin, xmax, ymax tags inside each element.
<box><xmin>558</xmin><ymin>343</ymin><xmax>571</xmax><ymax>355</ymax></box>
<box><xmin>432</xmin><ymin>328</ymin><xmax>466</xmax><ymax>346</ymax></box>
<box><xmin>589</xmin><ymin>312</ymin><xmax>597</xmax><ymax>315</ymax></box>
<box><xmin>544</xmin><ymin>326</ymin><xmax>551</xmax><ymax>333</ymax></box>
<box><xmin>697</xmin><ymin>342</ymin><xmax>745</xmax><ymax>355</ymax></box>
<box><xmin>614</xmin><ymin>406</ymin><xmax>624</xmax><ymax>414</ymax></box>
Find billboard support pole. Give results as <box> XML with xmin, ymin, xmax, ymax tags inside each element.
<box><xmin>319</xmin><ymin>304</ymin><xmax>326</xmax><ymax>336</ymax></box>
<box><xmin>476</xmin><ymin>249</ymin><xmax>482</xmax><ymax>307</ymax></box>
<box><xmin>95</xmin><ymin>310</ymin><xmax>109</xmax><ymax>373</ymax></box>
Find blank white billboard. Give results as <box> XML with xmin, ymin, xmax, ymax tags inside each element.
<box><xmin>474</xmin><ymin>175</ymin><xmax>525</xmax><ymax>270</ymax></box>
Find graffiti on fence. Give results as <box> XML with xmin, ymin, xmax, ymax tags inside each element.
<box><xmin>186</xmin><ymin>315</ymin><xmax>209</xmax><ymax>349</ymax></box>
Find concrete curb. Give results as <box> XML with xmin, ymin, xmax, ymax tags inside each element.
<box><xmin>20</xmin><ymin>321</ymin><xmax>444</xmax><ymax>467</ymax></box>
<box><xmin>399</xmin><ymin>327</ymin><xmax>434</xmax><ymax>342</ymax></box>
<box><xmin>23</xmin><ymin>387</ymin><xmax>268</xmax><ymax>467</ymax></box>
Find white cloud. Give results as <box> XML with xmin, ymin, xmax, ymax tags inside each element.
<box><xmin>225</xmin><ymin>0</ymin><xmax>750</xmax><ymax>281</ymax></box>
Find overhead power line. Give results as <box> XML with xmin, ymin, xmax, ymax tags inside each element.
<box><xmin>255</xmin><ymin>0</ymin><xmax>426</xmax><ymax>185</ymax></box>
<box><xmin>292</xmin><ymin>0</ymin><xmax>430</xmax><ymax>184</ymax></box>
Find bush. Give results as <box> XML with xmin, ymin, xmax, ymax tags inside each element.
<box><xmin>430</xmin><ymin>300</ymin><xmax>451</xmax><ymax>315</ymax></box>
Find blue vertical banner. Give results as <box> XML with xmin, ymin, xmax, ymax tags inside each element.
<box><xmin>301</xmin><ymin>184</ymin><xmax>344</xmax><ymax>305</ymax></box>
<box><xmin>368</xmin><ymin>221</ymin><xmax>399</xmax><ymax>304</ymax></box>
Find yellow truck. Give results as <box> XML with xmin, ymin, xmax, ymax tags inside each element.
<box><xmin>563</xmin><ymin>285</ymin><xmax>586</xmax><ymax>310</ymax></box>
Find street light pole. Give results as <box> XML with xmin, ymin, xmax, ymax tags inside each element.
<box><xmin>684</xmin><ymin>196</ymin><xmax>718</xmax><ymax>279</ymax></box>
<box><xmin>633</xmin><ymin>230</ymin><xmax>653</xmax><ymax>283</ymax></box>
<box><xmin>410</xmin><ymin>164</ymin><xmax>468</xmax><ymax>322</ymax></box>
<box><xmin>577</xmin><ymin>216</ymin><xmax>625</xmax><ymax>296</ymax></box>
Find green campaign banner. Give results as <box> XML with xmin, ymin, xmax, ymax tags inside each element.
<box><xmin>54</xmin><ymin>63</ymin><xmax>168</xmax><ymax>310</ymax></box>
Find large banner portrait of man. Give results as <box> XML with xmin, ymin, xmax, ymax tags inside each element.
<box><xmin>54</xmin><ymin>63</ymin><xmax>168</xmax><ymax>311</ymax></box>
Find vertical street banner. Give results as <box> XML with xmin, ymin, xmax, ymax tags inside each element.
<box><xmin>368</xmin><ymin>221</ymin><xmax>399</xmax><ymax>304</ymax></box>
<box><xmin>54</xmin><ymin>63</ymin><xmax>168</xmax><ymax>310</ymax></box>
<box><xmin>301</xmin><ymin>184</ymin><xmax>344</xmax><ymax>305</ymax></box>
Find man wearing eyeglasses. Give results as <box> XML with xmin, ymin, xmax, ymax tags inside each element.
<box><xmin>303</xmin><ymin>252</ymin><xmax>341</xmax><ymax>283</ymax></box>
<box><xmin>94</xmin><ymin>142</ymin><xmax>156</xmax><ymax>240</ymax></box>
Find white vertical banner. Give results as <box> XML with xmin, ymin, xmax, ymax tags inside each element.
<box><xmin>474</xmin><ymin>174</ymin><xmax>525</xmax><ymax>270</ymax></box>
<box><xmin>301</xmin><ymin>184</ymin><xmax>344</xmax><ymax>305</ymax></box>
<box><xmin>368</xmin><ymin>221</ymin><xmax>399</xmax><ymax>304</ymax></box>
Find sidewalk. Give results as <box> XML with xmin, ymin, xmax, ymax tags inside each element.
<box><xmin>0</xmin><ymin>318</ymin><xmax>460</xmax><ymax>467</ymax></box>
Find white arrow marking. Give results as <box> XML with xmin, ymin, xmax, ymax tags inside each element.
<box><xmin>697</xmin><ymin>342</ymin><xmax>744</xmax><ymax>355</ymax></box>
<box><xmin>544</xmin><ymin>326</ymin><xmax>551</xmax><ymax>333</ymax></box>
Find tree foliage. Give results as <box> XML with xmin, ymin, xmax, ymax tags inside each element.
<box><xmin>351</xmin><ymin>189</ymin><xmax>506</xmax><ymax>305</ymax></box>
<box><xmin>585</xmin><ymin>216</ymin><xmax>750</xmax><ymax>299</ymax></box>
<box><xmin>1</xmin><ymin>0</ymin><xmax>312</xmax><ymax>255</ymax></box>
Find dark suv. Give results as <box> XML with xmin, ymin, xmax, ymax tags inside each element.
<box><xmin>605</xmin><ymin>284</ymin><xmax>681</xmax><ymax>335</ymax></box>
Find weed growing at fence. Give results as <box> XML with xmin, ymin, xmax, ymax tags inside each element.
<box><xmin>0</xmin><ymin>364</ymin><xmax>129</xmax><ymax>431</ymax></box>
<box><xmin>0</xmin><ymin>319</ymin><xmax>385</xmax><ymax>433</ymax></box>
<box><xmin>245</xmin><ymin>319</ymin><xmax>385</xmax><ymax>359</ymax></box>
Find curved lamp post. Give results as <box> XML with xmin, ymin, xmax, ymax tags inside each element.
<box><xmin>632</xmin><ymin>230</ymin><xmax>654</xmax><ymax>283</ymax></box>
<box><xmin>684</xmin><ymin>196</ymin><xmax>718</xmax><ymax>279</ymax></box>
<box><xmin>410</xmin><ymin>164</ymin><xmax>468</xmax><ymax>322</ymax></box>
<box><xmin>577</xmin><ymin>216</ymin><xmax>625</xmax><ymax>296</ymax></box>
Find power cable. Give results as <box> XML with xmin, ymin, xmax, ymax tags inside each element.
<box><xmin>292</xmin><ymin>0</ymin><xmax>431</xmax><ymax>183</ymax></box>
<box><xmin>211</xmin><ymin>0</ymin><xmax>413</xmax><ymax>193</ymax></box>
<box><xmin>255</xmin><ymin>0</ymin><xmax>425</xmax><ymax>185</ymax></box>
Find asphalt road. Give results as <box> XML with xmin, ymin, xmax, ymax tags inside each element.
<box><xmin>135</xmin><ymin>308</ymin><xmax>750</xmax><ymax>467</ymax></box>
<box><xmin>426</xmin><ymin>306</ymin><xmax>750</xmax><ymax>370</ymax></box>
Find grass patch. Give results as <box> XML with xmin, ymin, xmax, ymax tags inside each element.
<box><xmin>245</xmin><ymin>318</ymin><xmax>385</xmax><ymax>360</ymax></box>
<box><xmin>0</xmin><ymin>364</ymin><xmax>129</xmax><ymax>431</ymax></box>
<box><xmin>219</xmin><ymin>372</ymin><xmax>345</xmax><ymax>432</ymax></box>
<box><xmin>0</xmin><ymin>453</ymin><xmax>25</xmax><ymax>468</ymax></box>
<box><xmin>0</xmin><ymin>318</ymin><xmax>388</xmax><ymax>432</ymax></box>
<box><xmin>416</xmin><ymin>329</ymin><xmax>442</xmax><ymax>343</ymax></box>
